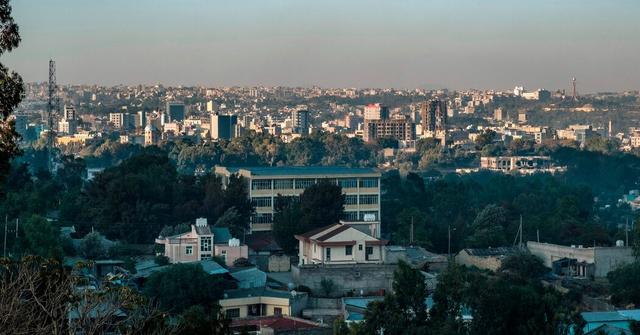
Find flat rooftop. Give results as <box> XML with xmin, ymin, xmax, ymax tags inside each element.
<box><xmin>217</xmin><ymin>166</ymin><xmax>379</xmax><ymax>177</ymax></box>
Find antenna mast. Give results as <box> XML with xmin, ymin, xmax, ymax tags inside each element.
<box><xmin>47</xmin><ymin>59</ymin><xmax>57</xmax><ymax>171</ymax></box>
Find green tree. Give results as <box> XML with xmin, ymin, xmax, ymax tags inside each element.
<box><xmin>272</xmin><ymin>196</ymin><xmax>304</xmax><ymax>254</ymax></box>
<box><xmin>392</xmin><ymin>261</ymin><xmax>428</xmax><ymax>325</ymax></box>
<box><xmin>143</xmin><ymin>263</ymin><xmax>229</xmax><ymax>313</ymax></box>
<box><xmin>272</xmin><ymin>181</ymin><xmax>345</xmax><ymax>255</ymax></box>
<box><xmin>498</xmin><ymin>253</ymin><xmax>549</xmax><ymax>280</ymax></box>
<box><xmin>0</xmin><ymin>0</ymin><xmax>24</xmax><ymax>194</ymax></box>
<box><xmin>220</xmin><ymin>174</ymin><xmax>252</xmax><ymax>237</ymax></box>
<box><xmin>298</xmin><ymin>180</ymin><xmax>345</xmax><ymax>229</ymax></box>
<box><xmin>78</xmin><ymin>231</ymin><xmax>107</xmax><ymax>260</ymax></box>
<box><xmin>359</xmin><ymin>261</ymin><xmax>429</xmax><ymax>334</ymax></box>
<box><xmin>22</xmin><ymin>215</ymin><xmax>62</xmax><ymax>259</ymax></box>
<box><xmin>475</xmin><ymin>129</ymin><xmax>497</xmax><ymax>148</ymax></box>
<box><xmin>177</xmin><ymin>305</ymin><xmax>231</xmax><ymax>335</ymax></box>
<box><xmin>465</xmin><ymin>204</ymin><xmax>508</xmax><ymax>248</ymax></box>
<box><xmin>607</xmin><ymin>262</ymin><xmax>640</xmax><ymax>306</ymax></box>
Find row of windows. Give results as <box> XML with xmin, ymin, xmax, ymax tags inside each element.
<box><xmin>252</xmin><ymin>197</ymin><xmax>272</xmax><ymax>207</ymax></box>
<box><xmin>250</xmin><ymin>177</ymin><xmax>379</xmax><ymax>191</ymax></box>
<box><xmin>342</xmin><ymin>210</ymin><xmax>379</xmax><ymax>221</ymax></box>
<box><xmin>251</xmin><ymin>179</ymin><xmax>272</xmax><ymax>190</ymax></box>
<box><xmin>343</xmin><ymin>211</ymin><xmax>359</xmax><ymax>221</ymax></box>
<box><xmin>325</xmin><ymin>244</ymin><xmax>373</xmax><ymax>259</ymax></box>
<box><xmin>274</xmin><ymin>179</ymin><xmax>293</xmax><ymax>189</ymax></box>
<box><xmin>345</xmin><ymin>195</ymin><xmax>358</xmax><ymax>205</ymax></box>
<box><xmin>360</xmin><ymin>178</ymin><xmax>379</xmax><ymax>188</ymax></box>
<box><xmin>359</xmin><ymin>195</ymin><xmax>378</xmax><ymax>205</ymax></box>
<box><xmin>252</xmin><ymin>213</ymin><xmax>273</xmax><ymax>224</ymax></box>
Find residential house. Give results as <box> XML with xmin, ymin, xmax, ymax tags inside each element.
<box><xmin>155</xmin><ymin>218</ymin><xmax>248</xmax><ymax>265</ymax></box>
<box><xmin>155</xmin><ymin>218</ymin><xmax>213</xmax><ymax>263</ymax></box>
<box><xmin>219</xmin><ymin>287</ymin><xmax>308</xmax><ymax>319</ymax></box>
<box><xmin>295</xmin><ymin>222</ymin><xmax>388</xmax><ymax>266</ymax></box>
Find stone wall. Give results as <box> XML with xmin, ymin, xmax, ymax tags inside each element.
<box><xmin>292</xmin><ymin>264</ymin><xmax>397</xmax><ymax>297</ymax></box>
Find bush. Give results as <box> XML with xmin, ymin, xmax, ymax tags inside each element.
<box><xmin>154</xmin><ymin>255</ymin><xmax>170</xmax><ymax>266</ymax></box>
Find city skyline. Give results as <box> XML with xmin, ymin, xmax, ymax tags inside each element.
<box><xmin>4</xmin><ymin>0</ymin><xmax>640</xmax><ymax>92</ymax></box>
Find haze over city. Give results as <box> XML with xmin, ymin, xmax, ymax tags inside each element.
<box><xmin>5</xmin><ymin>1</ymin><xmax>640</xmax><ymax>334</ymax></box>
<box><xmin>5</xmin><ymin>0</ymin><xmax>640</xmax><ymax>92</ymax></box>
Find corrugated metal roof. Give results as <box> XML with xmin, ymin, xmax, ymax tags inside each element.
<box><xmin>463</xmin><ymin>247</ymin><xmax>520</xmax><ymax>257</ymax></box>
<box><xmin>224</xmin><ymin>166</ymin><xmax>379</xmax><ymax>176</ymax></box>
<box><xmin>212</xmin><ymin>227</ymin><xmax>232</xmax><ymax>244</ymax></box>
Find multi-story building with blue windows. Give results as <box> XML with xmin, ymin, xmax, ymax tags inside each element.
<box><xmin>215</xmin><ymin>166</ymin><xmax>382</xmax><ymax>237</ymax></box>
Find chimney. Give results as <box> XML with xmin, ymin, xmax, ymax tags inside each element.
<box><xmin>196</xmin><ymin>217</ymin><xmax>208</xmax><ymax>227</ymax></box>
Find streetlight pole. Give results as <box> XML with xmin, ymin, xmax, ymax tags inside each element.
<box><xmin>448</xmin><ymin>225</ymin><xmax>451</xmax><ymax>260</ymax></box>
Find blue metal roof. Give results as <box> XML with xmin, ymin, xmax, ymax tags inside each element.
<box><xmin>344</xmin><ymin>297</ymin><xmax>383</xmax><ymax>309</ymax></box>
<box><xmin>582</xmin><ymin>312</ymin><xmax>630</xmax><ymax>323</ymax></box>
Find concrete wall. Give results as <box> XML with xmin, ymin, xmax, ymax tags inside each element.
<box><xmin>215</xmin><ymin>245</ymin><xmax>249</xmax><ymax>267</ymax></box>
<box><xmin>268</xmin><ymin>254</ymin><xmax>291</xmax><ymax>272</ymax></box>
<box><xmin>292</xmin><ymin>264</ymin><xmax>396</xmax><ymax>297</ymax></box>
<box><xmin>594</xmin><ymin>247</ymin><xmax>634</xmax><ymax>278</ymax></box>
<box><xmin>528</xmin><ymin>242</ymin><xmax>595</xmax><ymax>268</ymax></box>
<box><xmin>528</xmin><ymin>241</ymin><xmax>634</xmax><ymax>278</ymax></box>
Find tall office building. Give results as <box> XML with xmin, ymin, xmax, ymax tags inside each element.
<box><xmin>135</xmin><ymin>111</ymin><xmax>147</xmax><ymax>129</ymax></box>
<box><xmin>292</xmin><ymin>109</ymin><xmax>309</xmax><ymax>135</ymax></box>
<box><xmin>58</xmin><ymin>105</ymin><xmax>78</xmax><ymax>134</ymax></box>
<box><xmin>210</xmin><ymin>113</ymin><xmax>238</xmax><ymax>140</ymax></box>
<box><xmin>420</xmin><ymin>99</ymin><xmax>447</xmax><ymax>134</ymax></box>
<box><xmin>206</xmin><ymin>100</ymin><xmax>218</xmax><ymax>113</ymax></box>
<box><xmin>63</xmin><ymin>105</ymin><xmax>76</xmax><ymax>120</ymax></box>
<box><xmin>166</xmin><ymin>101</ymin><xmax>185</xmax><ymax>122</ymax></box>
<box><xmin>144</xmin><ymin>124</ymin><xmax>160</xmax><ymax>146</ymax></box>
<box><xmin>364</xmin><ymin>103</ymin><xmax>389</xmax><ymax>121</ymax></box>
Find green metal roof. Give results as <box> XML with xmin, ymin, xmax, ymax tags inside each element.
<box><xmin>222</xmin><ymin>166</ymin><xmax>379</xmax><ymax>177</ymax></box>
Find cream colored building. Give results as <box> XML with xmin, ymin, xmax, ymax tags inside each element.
<box><xmin>219</xmin><ymin>287</ymin><xmax>307</xmax><ymax>319</ymax></box>
<box><xmin>295</xmin><ymin>223</ymin><xmax>388</xmax><ymax>266</ymax></box>
<box><xmin>215</xmin><ymin>166</ymin><xmax>382</xmax><ymax>236</ymax></box>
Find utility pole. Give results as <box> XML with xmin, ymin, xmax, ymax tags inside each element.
<box><xmin>3</xmin><ymin>215</ymin><xmax>7</xmax><ymax>258</ymax></box>
<box><xmin>410</xmin><ymin>216</ymin><xmax>414</xmax><ymax>245</ymax></box>
<box><xmin>626</xmin><ymin>217</ymin><xmax>629</xmax><ymax>247</ymax></box>
<box><xmin>47</xmin><ymin>59</ymin><xmax>57</xmax><ymax>172</ymax></box>
<box><xmin>519</xmin><ymin>215</ymin><xmax>523</xmax><ymax>248</ymax></box>
<box><xmin>448</xmin><ymin>225</ymin><xmax>451</xmax><ymax>260</ymax></box>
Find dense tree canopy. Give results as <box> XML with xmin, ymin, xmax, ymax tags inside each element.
<box><xmin>143</xmin><ymin>263</ymin><xmax>232</xmax><ymax>314</ymax></box>
<box><xmin>0</xmin><ymin>0</ymin><xmax>23</xmax><ymax>194</ymax></box>
<box><xmin>272</xmin><ymin>181</ymin><xmax>345</xmax><ymax>254</ymax></box>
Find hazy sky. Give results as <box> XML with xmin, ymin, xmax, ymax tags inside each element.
<box><xmin>3</xmin><ymin>0</ymin><xmax>639</xmax><ymax>92</ymax></box>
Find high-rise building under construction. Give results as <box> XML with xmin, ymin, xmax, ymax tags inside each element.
<box><xmin>420</xmin><ymin>99</ymin><xmax>447</xmax><ymax>134</ymax></box>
